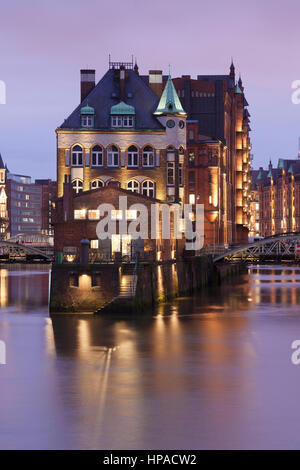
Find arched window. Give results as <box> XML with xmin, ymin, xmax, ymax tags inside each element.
<box><xmin>71</xmin><ymin>145</ymin><xmax>83</xmax><ymax>167</ymax></box>
<box><xmin>91</xmin><ymin>179</ymin><xmax>104</xmax><ymax>189</ymax></box>
<box><xmin>142</xmin><ymin>180</ymin><xmax>155</xmax><ymax>198</ymax></box>
<box><xmin>127</xmin><ymin>145</ymin><xmax>139</xmax><ymax>168</ymax></box>
<box><xmin>142</xmin><ymin>146</ymin><xmax>154</xmax><ymax>167</ymax></box>
<box><xmin>72</xmin><ymin>179</ymin><xmax>83</xmax><ymax>194</ymax></box>
<box><xmin>107</xmin><ymin>145</ymin><xmax>119</xmax><ymax>167</ymax></box>
<box><xmin>91</xmin><ymin>145</ymin><xmax>103</xmax><ymax>167</ymax></box>
<box><xmin>127</xmin><ymin>180</ymin><xmax>139</xmax><ymax>193</ymax></box>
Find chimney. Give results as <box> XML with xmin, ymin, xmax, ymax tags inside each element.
<box><xmin>120</xmin><ymin>65</ymin><xmax>125</xmax><ymax>101</ymax></box>
<box><xmin>63</xmin><ymin>175</ymin><xmax>73</xmax><ymax>222</ymax></box>
<box><xmin>80</xmin><ymin>69</ymin><xmax>95</xmax><ymax>102</ymax></box>
<box><xmin>149</xmin><ymin>70</ymin><xmax>163</xmax><ymax>98</ymax></box>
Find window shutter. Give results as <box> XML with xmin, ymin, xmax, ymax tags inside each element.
<box><xmin>85</xmin><ymin>149</ymin><xmax>90</xmax><ymax>167</ymax></box>
<box><xmin>156</xmin><ymin>150</ymin><xmax>160</xmax><ymax>167</ymax></box>
<box><xmin>65</xmin><ymin>149</ymin><xmax>70</xmax><ymax>167</ymax></box>
<box><xmin>121</xmin><ymin>151</ymin><xmax>125</xmax><ymax>167</ymax></box>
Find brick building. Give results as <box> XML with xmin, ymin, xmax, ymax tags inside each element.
<box><xmin>253</xmin><ymin>157</ymin><xmax>300</xmax><ymax>237</ymax></box>
<box><xmin>169</xmin><ymin>63</ymin><xmax>251</xmax><ymax>245</ymax></box>
<box><xmin>53</xmin><ymin>178</ymin><xmax>184</xmax><ymax>263</ymax></box>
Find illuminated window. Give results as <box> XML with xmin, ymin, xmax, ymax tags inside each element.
<box><xmin>91</xmin><ymin>145</ymin><xmax>103</xmax><ymax>167</ymax></box>
<box><xmin>91</xmin><ymin>179</ymin><xmax>104</xmax><ymax>189</ymax></box>
<box><xmin>88</xmin><ymin>210</ymin><xmax>100</xmax><ymax>220</ymax></box>
<box><xmin>74</xmin><ymin>209</ymin><xmax>86</xmax><ymax>220</ymax></box>
<box><xmin>142</xmin><ymin>180</ymin><xmax>155</xmax><ymax>198</ymax></box>
<box><xmin>126</xmin><ymin>210</ymin><xmax>137</xmax><ymax>220</ymax></box>
<box><xmin>111</xmin><ymin>210</ymin><xmax>123</xmax><ymax>220</ymax></box>
<box><xmin>209</xmin><ymin>195</ymin><xmax>212</xmax><ymax>204</ymax></box>
<box><xmin>142</xmin><ymin>146</ymin><xmax>154</xmax><ymax>167</ymax></box>
<box><xmin>127</xmin><ymin>145</ymin><xmax>139</xmax><ymax>167</ymax></box>
<box><xmin>90</xmin><ymin>239</ymin><xmax>99</xmax><ymax>249</ymax></box>
<box><xmin>71</xmin><ymin>145</ymin><xmax>83</xmax><ymax>167</ymax></box>
<box><xmin>107</xmin><ymin>145</ymin><xmax>119</xmax><ymax>167</ymax></box>
<box><xmin>189</xmin><ymin>194</ymin><xmax>195</xmax><ymax>204</ymax></box>
<box><xmin>127</xmin><ymin>180</ymin><xmax>139</xmax><ymax>193</ymax></box>
<box><xmin>72</xmin><ymin>179</ymin><xmax>83</xmax><ymax>194</ymax></box>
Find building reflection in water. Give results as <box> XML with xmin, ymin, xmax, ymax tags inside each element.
<box><xmin>0</xmin><ymin>264</ymin><xmax>49</xmax><ymax>310</ymax></box>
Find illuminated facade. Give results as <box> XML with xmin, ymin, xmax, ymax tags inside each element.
<box><xmin>255</xmin><ymin>158</ymin><xmax>300</xmax><ymax>237</ymax></box>
<box><xmin>0</xmin><ymin>155</ymin><xmax>8</xmax><ymax>239</ymax></box>
<box><xmin>171</xmin><ymin>63</ymin><xmax>251</xmax><ymax>245</ymax></box>
<box><xmin>56</xmin><ymin>60</ymin><xmax>187</xmax><ymax>207</ymax></box>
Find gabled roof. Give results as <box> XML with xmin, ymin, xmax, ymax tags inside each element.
<box><xmin>110</xmin><ymin>101</ymin><xmax>135</xmax><ymax>115</ymax></box>
<box><xmin>154</xmin><ymin>75</ymin><xmax>186</xmax><ymax>116</ymax></box>
<box><xmin>235</xmin><ymin>84</ymin><xmax>243</xmax><ymax>94</ymax></box>
<box><xmin>59</xmin><ymin>69</ymin><xmax>163</xmax><ymax>131</ymax></box>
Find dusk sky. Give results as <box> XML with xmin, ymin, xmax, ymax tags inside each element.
<box><xmin>0</xmin><ymin>0</ymin><xmax>299</xmax><ymax>179</ymax></box>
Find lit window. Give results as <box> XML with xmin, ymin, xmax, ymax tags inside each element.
<box><xmin>127</xmin><ymin>145</ymin><xmax>139</xmax><ymax>167</ymax></box>
<box><xmin>189</xmin><ymin>194</ymin><xmax>195</xmax><ymax>204</ymax></box>
<box><xmin>107</xmin><ymin>145</ymin><xmax>119</xmax><ymax>167</ymax></box>
<box><xmin>126</xmin><ymin>210</ymin><xmax>137</xmax><ymax>220</ymax></box>
<box><xmin>88</xmin><ymin>210</ymin><xmax>100</xmax><ymax>220</ymax></box>
<box><xmin>72</xmin><ymin>145</ymin><xmax>83</xmax><ymax>167</ymax></box>
<box><xmin>74</xmin><ymin>209</ymin><xmax>86</xmax><ymax>219</ymax></box>
<box><xmin>72</xmin><ymin>179</ymin><xmax>83</xmax><ymax>194</ymax></box>
<box><xmin>209</xmin><ymin>195</ymin><xmax>212</xmax><ymax>204</ymax></box>
<box><xmin>142</xmin><ymin>180</ymin><xmax>155</xmax><ymax>198</ymax></box>
<box><xmin>111</xmin><ymin>210</ymin><xmax>123</xmax><ymax>220</ymax></box>
<box><xmin>142</xmin><ymin>146</ymin><xmax>154</xmax><ymax>167</ymax></box>
<box><xmin>81</xmin><ymin>115</ymin><xmax>94</xmax><ymax>128</ymax></box>
<box><xmin>90</xmin><ymin>239</ymin><xmax>99</xmax><ymax>249</ymax></box>
<box><xmin>91</xmin><ymin>179</ymin><xmax>104</xmax><ymax>189</ymax></box>
<box><xmin>127</xmin><ymin>180</ymin><xmax>139</xmax><ymax>193</ymax></box>
<box><xmin>91</xmin><ymin>145</ymin><xmax>103</xmax><ymax>167</ymax></box>
<box><xmin>167</xmin><ymin>161</ymin><xmax>175</xmax><ymax>186</ymax></box>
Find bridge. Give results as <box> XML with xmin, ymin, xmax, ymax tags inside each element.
<box><xmin>214</xmin><ymin>232</ymin><xmax>300</xmax><ymax>263</ymax></box>
<box><xmin>0</xmin><ymin>240</ymin><xmax>53</xmax><ymax>262</ymax></box>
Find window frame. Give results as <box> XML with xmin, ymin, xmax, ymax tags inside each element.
<box><xmin>91</xmin><ymin>145</ymin><xmax>103</xmax><ymax>167</ymax></box>
<box><xmin>107</xmin><ymin>145</ymin><xmax>119</xmax><ymax>167</ymax></box>
<box><xmin>71</xmin><ymin>145</ymin><xmax>83</xmax><ymax>167</ymax></box>
<box><xmin>142</xmin><ymin>146</ymin><xmax>155</xmax><ymax>168</ymax></box>
<box><xmin>142</xmin><ymin>180</ymin><xmax>155</xmax><ymax>198</ymax></box>
<box><xmin>127</xmin><ymin>180</ymin><xmax>140</xmax><ymax>193</ymax></box>
<box><xmin>127</xmin><ymin>146</ymin><xmax>139</xmax><ymax>168</ymax></box>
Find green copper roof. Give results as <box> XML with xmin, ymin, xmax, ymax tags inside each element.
<box><xmin>288</xmin><ymin>165</ymin><xmax>293</xmax><ymax>173</ymax></box>
<box><xmin>110</xmin><ymin>101</ymin><xmax>135</xmax><ymax>115</ymax></box>
<box><xmin>278</xmin><ymin>158</ymin><xmax>284</xmax><ymax>169</ymax></box>
<box><xmin>154</xmin><ymin>75</ymin><xmax>186</xmax><ymax>116</ymax></box>
<box><xmin>267</xmin><ymin>169</ymin><xmax>272</xmax><ymax>178</ymax></box>
<box><xmin>257</xmin><ymin>170</ymin><xmax>263</xmax><ymax>180</ymax></box>
<box><xmin>235</xmin><ymin>84</ymin><xmax>243</xmax><ymax>94</ymax></box>
<box><xmin>80</xmin><ymin>103</ymin><xmax>95</xmax><ymax>115</ymax></box>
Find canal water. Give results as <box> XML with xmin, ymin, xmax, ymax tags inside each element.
<box><xmin>1</xmin><ymin>264</ymin><xmax>300</xmax><ymax>449</ymax></box>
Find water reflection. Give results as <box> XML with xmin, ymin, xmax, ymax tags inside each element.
<box><xmin>2</xmin><ymin>265</ymin><xmax>300</xmax><ymax>448</ymax></box>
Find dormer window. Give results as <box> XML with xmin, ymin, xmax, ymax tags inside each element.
<box><xmin>80</xmin><ymin>103</ymin><xmax>95</xmax><ymax>128</ymax></box>
<box><xmin>110</xmin><ymin>101</ymin><xmax>135</xmax><ymax>128</ymax></box>
<box><xmin>81</xmin><ymin>115</ymin><xmax>94</xmax><ymax>127</ymax></box>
